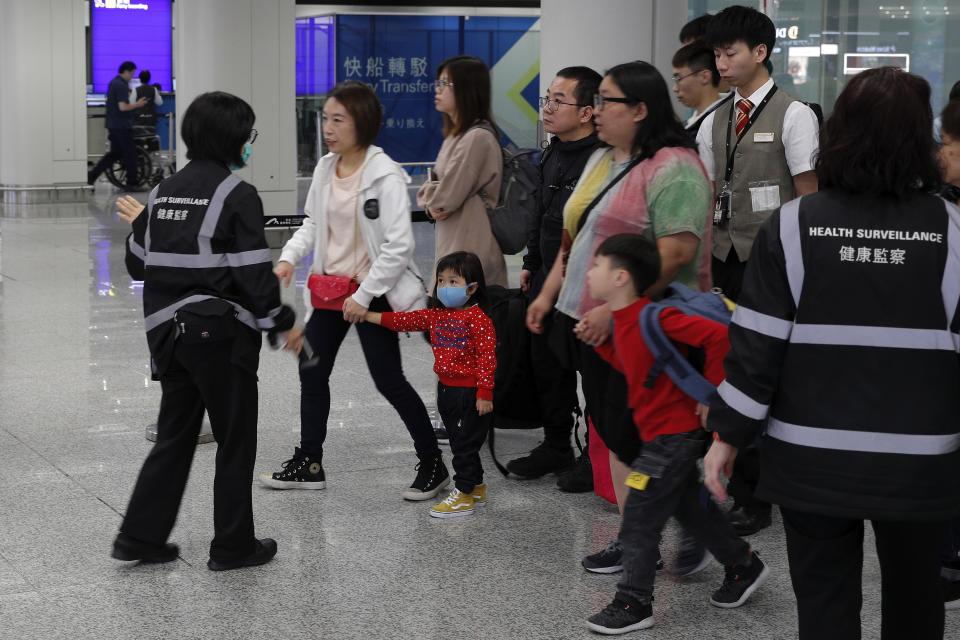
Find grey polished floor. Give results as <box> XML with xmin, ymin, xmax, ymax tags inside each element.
<box><xmin>0</xmin><ymin>187</ymin><xmax>954</xmax><ymax>640</ymax></box>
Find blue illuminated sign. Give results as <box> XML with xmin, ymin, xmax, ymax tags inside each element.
<box><xmin>335</xmin><ymin>15</ymin><xmax>539</xmax><ymax>163</ymax></box>
<box><xmin>91</xmin><ymin>0</ymin><xmax>172</xmax><ymax>94</ymax></box>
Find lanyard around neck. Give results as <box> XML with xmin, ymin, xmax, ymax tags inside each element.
<box><xmin>722</xmin><ymin>84</ymin><xmax>778</xmax><ymax>183</ymax></box>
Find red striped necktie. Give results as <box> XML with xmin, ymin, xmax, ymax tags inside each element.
<box><xmin>735</xmin><ymin>98</ymin><xmax>754</xmax><ymax>138</ymax></box>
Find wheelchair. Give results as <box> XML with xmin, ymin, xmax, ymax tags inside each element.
<box><xmin>104</xmin><ymin>126</ymin><xmax>176</xmax><ymax>189</ymax></box>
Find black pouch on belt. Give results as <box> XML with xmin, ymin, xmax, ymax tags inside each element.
<box><xmin>174</xmin><ymin>299</ymin><xmax>238</xmax><ymax>345</ymax></box>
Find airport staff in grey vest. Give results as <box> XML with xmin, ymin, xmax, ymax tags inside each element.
<box><xmin>695</xmin><ymin>6</ymin><xmax>819</xmax><ymax>537</ymax></box>
<box><xmin>704</xmin><ymin>67</ymin><xmax>958</xmax><ymax>640</ymax></box>
<box><xmin>696</xmin><ymin>6</ymin><xmax>819</xmax><ymax>303</ymax></box>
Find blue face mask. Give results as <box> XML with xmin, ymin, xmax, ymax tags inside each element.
<box><xmin>230</xmin><ymin>142</ymin><xmax>252</xmax><ymax>171</ymax></box>
<box><xmin>437</xmin><ymin>283</ymin><xmax>475</xmax><ymax>309</ymax></box>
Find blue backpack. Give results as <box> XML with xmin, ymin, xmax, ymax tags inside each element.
<box><xmin>637</xmin><ymin>282</ymin><xmax>734</xmax><ymax>406</ymax></box>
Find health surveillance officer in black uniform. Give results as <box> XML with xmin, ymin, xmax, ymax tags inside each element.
<box><xmin>111</xmin><ymin>91</ymin><xmax>301</xmax><ymax>571</ymax></box>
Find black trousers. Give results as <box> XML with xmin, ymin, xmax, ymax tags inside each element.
<box><xmin>437</xmin><ymin>383</ymin><xmax>491</xmax><ymax>492</ymax></box>
<box><xmin>299</xmin><ymin>297</ymin><xmax>438</xmax><ymax>459</ymax></box>
<box><xmin>120</xmin><ymin>334</ymin><xmax>260</xmax><ymax>563</ymax></box>
<box><xmin>91</xmin><ymin>127</ymin><xmax>139</xmax><ymax>186</ymax></box>
<box><xmin>529</xmin><ymin>309</ymin><xmax>578</xmax><ymax>450</ymax></box>
<box><xmin>618</xmin><ymin>431</ymin><xmax>750</xmax><ymax>603</ymax></box>
<box><xmin>711</xmin><ymin>247</ymin><xmax>748</xmax><ymax>303</ymax></box>
<box><xmin>781</xmin><ymin>507</ymin><xmax>946</xmax><ymax>640</ymax></box>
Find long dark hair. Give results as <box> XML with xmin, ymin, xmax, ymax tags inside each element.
<box><xmin>437</xmin><ymin>55</ymin><xmax>500</xmax><ymax>139</ymax></box>
<box><xmin>431</xmin><ymin>251</ymin><xmax>489</xmax><ymax>313</ymax></box>
<box><xmin>816</xmin><ymin>67</ymin><xmax>941</xmax><ymax>197</ymax></box>
<box><xmin>605</xmin><ymin>61</ymin><xmax>696</xmax><ymax>158</ymax></box>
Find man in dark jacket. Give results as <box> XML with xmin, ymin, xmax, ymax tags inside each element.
<box><xmin>507</xmin><ymin>67</ymin><xmax>601</xmax><ymax>488</ymax></box>
<box><xmin>88</xmin><ymin>61</ymin><xmax>149</xmax><ymax>189</ymax></box>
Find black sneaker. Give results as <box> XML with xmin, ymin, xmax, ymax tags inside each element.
<box><xmin>506</xmin><ymin>442</ymin><xmax>574</xmax><ymax>478</ymax></box>
<box><xmin>207</xmin><ymin>538</ymin><xmax>277</xmax><ymax>572</ymax></box>
<box><xmin>259</xmin><ymin>448</ymin><xmax>326</xmax><ymax>489</ymax></box>
<box><xmin>583</xmin><ymin>540</ymin><xmax>624</xmax><ymax>574</ymax></box>
<box><xmin>402</xmin><ymin>452</ymin><xmax>450</xmax><ymax>501</ymax></box>
<box><xmin>710</xmin><ymin>551</ymin><xmax>769</xmax><ymax>608</ymax></box>
<box><xmin>557</xmin><ymin>449</ymin><xmax>593</xmax><ymax>493</ymax></box>
<box><xmin>943</xmin><ymin>577</ymin><xmax>960</xmax><ymax>610</ymax></box>
<box><xmin>111</xmin><ymin>533</ymin><xmax>179</xmax><ymax>564</ymax></box>
<box><xmin>586</xmin><ymin>594</ymin><xmax>654</xmax><ymax>634</ymax></box>
<box><xmin>726</xmin><ymin>505</ymin><xmax>772</xmax><ymax>536</ymax></box>
<box><xmin>673</xmin><ymin>529</ymin><xmax>713</xmax><ymax>577</ymax></box>
<box><xmin>583</xmin><ymin>541</ymin><xmax>664</xmax><ymax>574</ymax></box>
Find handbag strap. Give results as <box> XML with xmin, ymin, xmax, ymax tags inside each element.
<box><xmin>576</xmin><ymin>153</ymin><xmax>644</xmax><ymax>233</ymax></box>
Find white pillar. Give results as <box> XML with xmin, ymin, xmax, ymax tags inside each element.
<box><xmin>174</xmin><ymin>0</ymin><xmax>296</xmax><ymax>216</ymax></box>
<box><xmin>540</xmin><ymin>0</ymin><xmax>687</xmax><ymax>116</ymax></box>
<box><xmin>0</xmin><ymin>0</ymin><xmax>87</xmax><ymax>198</ymax></box>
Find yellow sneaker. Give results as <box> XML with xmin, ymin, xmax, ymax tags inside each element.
<box><xmin>471</xmin><ymin>483</ymin><xmax>487</xmax><ymax>506</ymax></box>
<box><xmin>429</xmin><ymin>489</ymin><xmax>474</xmax><ymax>518</ymax></box>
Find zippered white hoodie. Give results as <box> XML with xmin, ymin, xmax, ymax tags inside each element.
<box><xmin>279</xmin><ymin>146</ymin><xmax>426</xmax><ymax>316</ymax></box>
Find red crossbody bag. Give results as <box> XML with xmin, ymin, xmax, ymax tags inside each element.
<box><xmin>307</xmin><ymin>167</ymin><xmax>365</xmax><ymax>310</ymax></box>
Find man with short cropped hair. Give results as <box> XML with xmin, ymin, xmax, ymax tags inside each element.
<box><xmin>507</xmin><ymin>67</ymin><xmax>601</xmax><ymax>489</ymax></box>
<box><xmin>89</xmin><ymin>61</ymin><xmax>149</xmax><ymax>190</ymax></box>
<box><xmin>672</xmin><ymin>41</ymin><xmax>727</xmax><ymax>135</ymax></box>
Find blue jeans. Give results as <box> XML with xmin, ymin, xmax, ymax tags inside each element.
<box><xmin>299</xmin><ymin>297</ymin><xmax>438</xmax><ymax>459</ymax></box>
<box><xmin>617</xmin><ymin>429</ymin><xmax>751</xmax><ymax>604</ymax></box>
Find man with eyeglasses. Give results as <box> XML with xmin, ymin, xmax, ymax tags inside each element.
<box><xmin>672</xmin><ymin>41</ymin><xmax>729</xmax><ymax>136</ymax></box>
<box><xmin>506</xmin><ymin>67</ymin><xmax>602</xmax><ymax>489</ymax></box>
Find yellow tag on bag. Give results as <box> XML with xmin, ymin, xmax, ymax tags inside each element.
<box><xmin>625</xmin><ymin>472</ymin><xmax>650</xmax><ymax>491</ymax></box>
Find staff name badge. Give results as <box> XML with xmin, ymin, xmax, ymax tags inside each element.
<box><xmin>754</xmin><ymin>132</ymin><xmax>775</xmax><ymax>143</ymax></box>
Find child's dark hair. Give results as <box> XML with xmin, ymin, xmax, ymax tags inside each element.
<box><xmin>595</xmin><ymin>234</ymin><xmax>661</xmax><ymax>296</ymax></box>
<box><xmin>431</xmin><ymin>251</ymin><xmax>489</xmax><ymax>312</ymax></box>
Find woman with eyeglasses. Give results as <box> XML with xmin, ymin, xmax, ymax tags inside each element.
<box><xmin>526</xmin><ymin>61</ymin><xmax>713</xmax><ymax>575</ymax></box>
<box><xmin>112</xmin><ymin>91</ymin><xmax>298</xmax><ymax>571</ymax></box>
<box><xmin>260</xmin><ymin>81</ymin><xmax>450</xmax><ymax>502</ymax></box>
<box><xmin>418</xmin><ymin>55</ymin><xmax>508</xmax><ymax>287</ymax></box>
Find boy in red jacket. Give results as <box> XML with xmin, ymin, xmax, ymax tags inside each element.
<box><xmin>579</xmin><ymin>234</ymin><xmax>767</xmax><ymax>635</ymax></box>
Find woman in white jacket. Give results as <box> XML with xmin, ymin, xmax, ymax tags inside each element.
<box><xmin>260</xmin><ymin>82</ymin><xmax>450</xmax><ymax>500</ymax></box>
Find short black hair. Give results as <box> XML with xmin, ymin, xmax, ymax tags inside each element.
<box><xmin>181</xmin><ymin>91</ymin><xmax>255</xmax><ymax>169</ymax></box>
<box><xmin>706</xmin><ymin>5</ymin><xmax>776</xmax><ymax>63</ymax></box>
<box><xmin>326</xmin><ymin>81</ymin><xmax>383</xmax><ymax>148</ymax></box>
<box><xmin>950</xmin><ymin>80</ymin><xmax>960</xmax><ymax>102</ymax></box>
<box><xmin>556</xmin><ymin>66</ymin><xmax>602</xmax><ymax>108</ymax></box>
<box><xmin>672</xmin><ymin>41</ymin><xmax>720</xmax><ymax>87</ymax></box>
<box><xmin>139</xmin><ymin>70</ymin><xmax>151</xmax><ymax>84</ymax></box>
<box><xmin>118</xmin><ymin>61</ymin><xmax>136</xmax><ymax>74</ymax></box>
<box><xmin>817</xmin><ymin>67</ymin><xmax>940</xmax><ymax>197</ymax></box>
<box><xmin>680</xmin><ymin>14</ymin><xmax>713</xmax><ymax>44</ymax></box>
<box><xmin>595</xmin><ymin>234</ymin><xmax>661</xmax><ymax>297</ymax></box>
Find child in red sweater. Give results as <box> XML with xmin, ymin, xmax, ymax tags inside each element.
<box><xmin>580</xmin><ymin>234</ymin><xmax>767</xmax><ymax>635</ymax></box>
<box><xmin>366</xmin><ymin>251</ymin><xmax>496</xmax><ymax>518</ymax></box>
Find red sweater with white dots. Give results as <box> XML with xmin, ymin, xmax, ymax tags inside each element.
<box><xmin>381</xmin><ymin>306</ymin><xmax>497</xmax><ymax>400</ymax></box>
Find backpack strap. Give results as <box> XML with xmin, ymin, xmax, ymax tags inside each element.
<box><xmin>637</xmin><ymin>303</ymin><xmax>720</xmax><ymax>406</ymax></box>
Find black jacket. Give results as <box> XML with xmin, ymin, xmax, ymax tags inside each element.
<box><xmin>523</xmin><ymin>132</ymin><xmax>600</xmax><ymax>296</ymax></box>
<box><xmin>125</xmin><ymin>160</ymin><xmax>294</xmax><ymax>378</ymax></box>
<box><xmin>709</xmin><ymin>190</ymin><xmax>960</xmax><ymax>522</ymax></box>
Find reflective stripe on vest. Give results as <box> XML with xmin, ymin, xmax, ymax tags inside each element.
<box><xmin>767</xmin><ymin>418</ymin><xmax>960</xmax><ymax>456</ymax></box>
<box><xmin>779</xmin><ymin>197</ymin><xmax>960</xmax><ymax>353</ymax></box>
